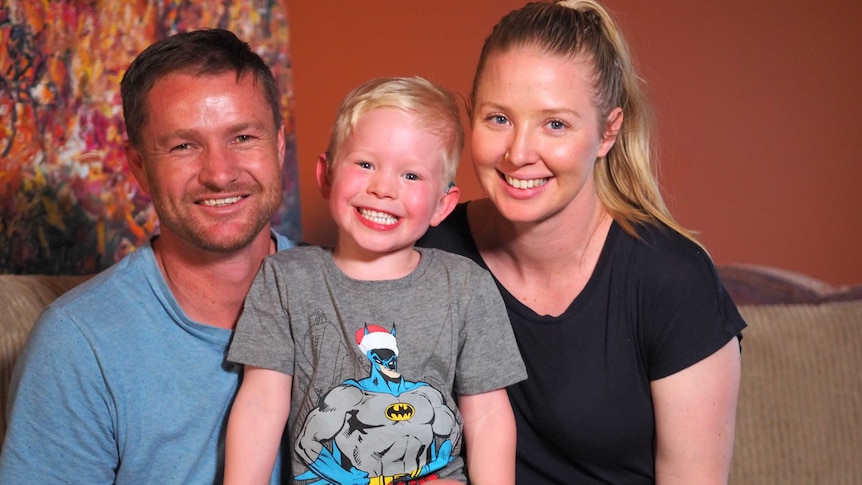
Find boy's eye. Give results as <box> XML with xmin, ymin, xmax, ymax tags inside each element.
<box><xmin>403</xmin><ymin>172</ymin><xmax>420</xmax><ymax>181</ymax></box>
<box><xmin>357</xmin><ymin>161</ymin><xmax>373</xmax><ymax>169</ymax></box>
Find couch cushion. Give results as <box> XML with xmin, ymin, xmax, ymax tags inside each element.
<box><xmin>730</xmin><ymin>301</ymin><xmax>862</xmax><ymax>484</ymax></box>
<box><xmin>0</xmin><ymin>274</ymin><xmax>91</xmax><ymax>446</ymax></box>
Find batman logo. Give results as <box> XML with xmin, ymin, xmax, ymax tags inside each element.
<box><xmin>385</xmin><ymin>402</ymin><xmax>415</xmax><ymax>422</ymax></box>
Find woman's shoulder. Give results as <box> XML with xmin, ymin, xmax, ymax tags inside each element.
<box><xmin>612</xmin><ymin>220</ymin><xmax>720</xmax><ymax>289</ymax></box>
<box><xmin>623</xmin><ymin>221</ymin><xmax>713</xmax><ymax>266</ymax></box>
<box><xmin>418</xmin><ymin>202</ymin><xmax>479</xmax><ymax>262</ymax></box>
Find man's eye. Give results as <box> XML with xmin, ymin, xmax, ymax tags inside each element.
<box><xmin>235</xmin><ymin>135</ymin><xmax>253</xmax><ymax>143</ymax></box>
<box><xmin>171</xmin><ymin>143</ymin><xmax>191</xmax><ymax>152</ymax></box>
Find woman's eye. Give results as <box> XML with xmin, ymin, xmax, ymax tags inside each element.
<box><xmin>548</xmin><ymin>120</ymin><xmax>566</xmax><ymax>130</ymax></box>
<box><xmin>487</xmin><ymin>114</ymin><xmax>510</xmax><ymax>125</ymax></box>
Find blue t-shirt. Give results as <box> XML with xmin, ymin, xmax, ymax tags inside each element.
<box><xmin>0</xmin><ymin>232</ymin><xmax>294</xmax><ymax>484</ymax></box>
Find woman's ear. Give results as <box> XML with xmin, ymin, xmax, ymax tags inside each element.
<box><xmin>315</xmin><ymin>153</ymin><xmax>331</xmax><ymax>199</ymax></box>
<box><xmin>430</xmin><ymin>184</ymin><xmax>460</xmax><ymax>227</ymax></box>
<box><xmin>597</xmin><ymin>107</ymin><xmax>624</xmax><ymax>158</ymax></box>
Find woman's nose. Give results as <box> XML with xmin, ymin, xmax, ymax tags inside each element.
<box><xmin>506</xmin><ymin>127</ymin><xmax>538</xmax><ymax>166</ymax></box>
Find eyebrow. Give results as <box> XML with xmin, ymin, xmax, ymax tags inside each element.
<box><xmin>477</xmin><ymin>101</ymin><xmax>583</xmax><ymax>119</ymax></box>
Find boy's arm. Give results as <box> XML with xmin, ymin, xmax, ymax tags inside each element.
<box><xmin>224</xmin><ymin>366</ymin><xmax>292</xmax><ymax>485</ymax></box>
<box><xmin>458</xmin><ymin>388</ymin><xmax>516</xmax><ymax>485</ymax></box>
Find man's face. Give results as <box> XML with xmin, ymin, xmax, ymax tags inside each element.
<box><xmin>126</xmin><ymin>71</ymin><xmax>285</xmax><ymax>252</ymax></box>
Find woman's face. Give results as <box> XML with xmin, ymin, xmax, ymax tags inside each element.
<box><xmin>470</xmin><ymin>46</ymin><xmax>621</xmax><ymax>225</ymax></box>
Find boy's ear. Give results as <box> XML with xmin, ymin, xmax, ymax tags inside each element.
<box><xmin>430</xmin><ymin>184</ymin><xmax>460</xmax><ymax>227</ymax></box>
<box><xmin>125</xmin><ymin>142</ymin><xmax>151</xmax><ymax>194</ymax></box>
<box><xmin>315</xmin><ymin>153</ymin><xmax>331</xmax><ymax>199</ymax></box>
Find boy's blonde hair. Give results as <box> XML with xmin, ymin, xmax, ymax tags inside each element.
<box><xmin>326</xmin><ymin>76</ymin><xmax>463</xmax><ymax>191</ymax></box>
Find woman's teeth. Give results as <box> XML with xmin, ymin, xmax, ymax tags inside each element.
<box><xmin>505</xmin><ymin>175</ymin><xmax>548</xmax><ymax>189</ymax></box>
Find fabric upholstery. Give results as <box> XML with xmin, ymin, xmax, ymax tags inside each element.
<box><xmin>730</xmin><ymin>301</ymin><xmax>862</xmax><ymax>484</ymax></box>
<box><xmin>0</xmin><ymin>275</ymin><xmax>92</xmax><ymax>445</ymax></box>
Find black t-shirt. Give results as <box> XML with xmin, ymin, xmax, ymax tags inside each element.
<box><xmin>419</xmin><ymin>203</ymin><xmax>746</xmax><ymax>484</ymax></box>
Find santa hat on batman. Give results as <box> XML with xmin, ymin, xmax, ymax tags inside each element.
<box><xmin>356</xmin><ymin>324</ymin><xmax>399</xmax><ymax>356</ymax></box>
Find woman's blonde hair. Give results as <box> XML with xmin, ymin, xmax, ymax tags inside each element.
<box><xmin>470</xmin><ymin>0</ymin><xmax>701</xmax><ymax>247</ymax></box>
<box><xmin>326</xmin><ymin>76</ymin><xmax>463</xmax><ymax>191</ymax></box>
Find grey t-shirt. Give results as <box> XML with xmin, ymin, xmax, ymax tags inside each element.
<box><xmin>229</xmin><ymin>246</ymin><xmax>526</xmax><ymax>483</ymax></box>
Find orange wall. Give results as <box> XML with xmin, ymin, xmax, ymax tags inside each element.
<box><xmin>287</xmin><ymin>1</ymin><xmax>862</xmax><ymax>286</ymax></box>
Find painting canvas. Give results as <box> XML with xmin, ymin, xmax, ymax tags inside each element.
<box><xmin>0</xmin><ymin>0</ymin><xmax>301</xmax><ymax>274</ymax></box>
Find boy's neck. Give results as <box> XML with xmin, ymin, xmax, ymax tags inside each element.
<box><xmin>330</xmin><ymin>243</ymin><xmax>421</xmax><ymax>281</ymax></box>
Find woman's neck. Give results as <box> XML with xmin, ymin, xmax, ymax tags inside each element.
<box><xmin>468</xmin><ymin>198</ymin><xmax>612</xmax><ymax>316</ymax></box>
<box><xmin>471</xmin><ymin>198</ymin><xmax>610</xmax><ymax>273</ymax></box>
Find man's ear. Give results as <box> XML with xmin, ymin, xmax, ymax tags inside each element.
<box><xmin>277</xmin><ymin>122</ymin><xmax>286</xmax><ymax>169</ymax></box>
<box><xmin>125</xmin><ymin>142</ymin><xmax>151</xmax><ymax>194</ymax></box>
<box><xmin>597</xmin><ymin>107</ymin><xmax>624</xmax><ymax>158</ymax></box>
<box><xmin>315</xmin><ymin>153</ymin><xmax>331</xmax><ymax>199</ymax></box>
<box><xmin>430</xmin><ymin>184</ymin><xmax>460</xmax><ymax>227</ymax></box>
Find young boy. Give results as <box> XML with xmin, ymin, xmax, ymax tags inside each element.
<box><xmin>224</xmin><ymin>77</ymin><xmax>526</xmax><ymax>485</ymax></box>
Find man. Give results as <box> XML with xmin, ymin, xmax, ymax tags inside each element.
<box><xmin>0</xmin><ymin>29</ymin><xmax>295</xmax><ymax>483</ymax></box>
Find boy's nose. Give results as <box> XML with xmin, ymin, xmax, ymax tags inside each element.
<box><xmin>367</xmin><ymin>172</ymin><xmax>397</xmax><ymax>199</ymax></box>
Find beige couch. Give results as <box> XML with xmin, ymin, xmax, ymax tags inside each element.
<box><xmin>1</xmin><ymin>267</ymin><xmax>860</xmax><ymax>483</ymax></box>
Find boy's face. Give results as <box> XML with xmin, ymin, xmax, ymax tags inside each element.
<box><xmin>318</xmin><ymin>108</ymin><xmax>458</xmax><ymax>258</ymax></box>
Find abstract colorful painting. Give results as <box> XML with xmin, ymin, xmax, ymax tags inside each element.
<box><xmin>0</xmin><ymin>0</ymin><xmax>300</xmax><ymax>274</ymax></box>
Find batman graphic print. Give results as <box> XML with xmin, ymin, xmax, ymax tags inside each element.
<box><xmin>293</xmin><ymin>323</ymin><xmax>460</xmax><ymax>484</ymax></box>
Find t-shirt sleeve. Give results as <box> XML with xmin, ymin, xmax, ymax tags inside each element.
<box><xmin>228</xmin><ymin>256</ymin><xmax>295</xmax><ymax>374</ymax></box>
<box><xmin>454</xmin><ymin>265</ymin><xmax>527</xmax><ymax>395</ymax></box>
<box><xmin>641</xmin><ymin>241</ymin><xmax>746</xmax><ymax>380</ymax></box>
<box><xmin>0</xmin><ymin>307</ymin><xmax>119</xmax><ymax>484</ymax></box>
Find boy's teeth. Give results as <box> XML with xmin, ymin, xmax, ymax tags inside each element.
<box><xmin>505</xmin><ymin>175</ymin><xmax>548</xmax><ymax>189</ymax></box>
<box><xmin>360</xmin><ymin>209</ymin><xmax>398</xmax><ymax>225</ymax></box>
<box><xmin>201</xmin><ymin>196</ymin><xmax>243</xmax><ymax>207</ymax></box>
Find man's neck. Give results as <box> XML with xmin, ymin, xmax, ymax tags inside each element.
<box><xmin>153</xmin><ymin>229</ymin><xmax>275</xmax><ymax>329</ymax></box>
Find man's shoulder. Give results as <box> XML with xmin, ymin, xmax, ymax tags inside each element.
<box><xmin>271</xmin><ymin>229</ymin><xmax>298</xmax><ymax>251</ymax></box>
<box><xmin>45</xmin><ymin>247</ymin><xmax>155</xmax><ymax>323</ymax></box>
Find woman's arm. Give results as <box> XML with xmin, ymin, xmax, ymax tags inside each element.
<box><xmin>224</xmin><ymin>366</ymin><xmax>293</xmax><ymax>485</ymax></box>
<box><xmin>458</xmin><ymin>388</ymin><xmax>517</xmax><ymax>485</ymax></box>
<box><xmin>652</xmin><ymin>337</ymin><xmax>741</xmax><ymax>485</ymax></box>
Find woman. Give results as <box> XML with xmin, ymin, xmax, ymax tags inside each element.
<box><xmin>420</xmin><ymin>1</ymin><xmax>746</xmax><ymax>483</ymax></box>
